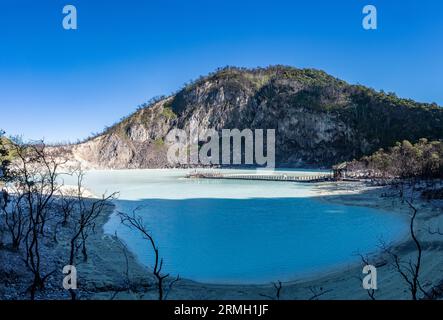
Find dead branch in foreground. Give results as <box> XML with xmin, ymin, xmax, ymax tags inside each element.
<box><xmin>118</xmin><ymin>211</ymin><xmax>179</xmax><ymax>300</ymax></box>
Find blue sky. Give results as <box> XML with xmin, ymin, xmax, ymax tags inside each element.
<box><xmin>1</xmin><ymin>0</ymin><xmax>442</xmax><ymax>142</ymax></box>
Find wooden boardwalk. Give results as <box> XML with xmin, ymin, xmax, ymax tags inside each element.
<box><xmin>186</xmin><ymin>171</ymin><xmax>333</xmax><ymax>183</ymax></box>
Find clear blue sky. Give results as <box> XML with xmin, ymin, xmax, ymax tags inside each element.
<box><xmin>1</xmin><ymin>0</ymin><xmax>442</xmax><ymax>142</ymax></box>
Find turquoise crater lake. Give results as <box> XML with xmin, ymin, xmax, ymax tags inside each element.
<box><xmin>77</xmin><ymin>169</ymin><xmax>408</xmax><ymax>284</ymax></box>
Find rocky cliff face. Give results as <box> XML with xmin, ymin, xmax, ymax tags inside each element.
<box><xmin>70</xmin><ymin>66</ymin><xmax>443</xmax><ymax>169</ymax></box>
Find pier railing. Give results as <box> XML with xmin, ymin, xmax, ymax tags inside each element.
<box><xmin>186</xmin><ymin>171</ymin><xmax>333</xmax><ymax>183</ymax></box>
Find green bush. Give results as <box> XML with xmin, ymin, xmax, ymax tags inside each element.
<box><xmin>161</xmin><ymin>105</ymin><xmax>176</xmax><ymax>120</ymax></box>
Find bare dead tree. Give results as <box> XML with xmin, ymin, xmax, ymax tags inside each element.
<box><xmin>383</xmin><ymin>199</ymin><xmax>430</xmax><ymax>300</ymax></box>
<box><xmin>110</xmin><ymin>231</ymin><xmax>180</xmax><ymax>300</ymax></box>
<box><xmin>1</xmin><ymin>137</ymin><xmax>118</xmax><ymax>300</ymax></box>
<box><xmin>59</xmin><ymin>190</ymin><xmax>76</xmax><ymax>227</ymax></box>
<box><xmin>32</xmin><ymin>144</ymin><xmax>62</xmax><ymax>235</ymax></box>
<box><xmin>1</xmin><ymin>190</ymin><xmax>27</xmax><ymax>249</ymax></box>
<box><xmin>377</xmin><ymin>177</ymin><xmax>443</xmax><ymax>300</ymax></box>
<box><xmin>51</xmin><ymin>191</ymin><xmax>77</xmax><ymax>244</ymax></box>
<box><xmin>164</xmin><ymin>275</ymin><xmax>181</xmax><ymax>300</ymax></box>
<box><xmin>259</xmin><ymin>281</ymin><xmax>283</xmax><ymax>300</ymax></box>
<box><xmin>118</xmin><ymin>211</ymin><xmax>172</xmax><ymax>300</ymax></box>
<box><xmin>66</xmin><ymin>169</ymin><xmax>117</xmax><ymax>300</ymax></box>
<box><xmin>4</xmin><ymin>141</ymin><xmax>65</xmax><ymax>299</ymax></box>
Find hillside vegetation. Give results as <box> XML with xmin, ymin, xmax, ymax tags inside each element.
<box><xmin>344</xmin><ymin>139</ymin><xmax>443</xmax><ymax>179</ymax></box>
<box><xmin>69</xmin><ymin>66</ymin><xmax>443</xmax><ymax>169</ymax></box>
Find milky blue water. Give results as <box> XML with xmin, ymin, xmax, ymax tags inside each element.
<box><xmin>74</xmin><ymin>169</ymin><xmax>408</xmax><ymax>284</ymax></box>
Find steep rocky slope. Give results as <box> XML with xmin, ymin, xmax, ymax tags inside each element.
<box><xmin>69</xmin><ymin>66</ymin><xmax>443</xmax><ymax>169</ymax></box>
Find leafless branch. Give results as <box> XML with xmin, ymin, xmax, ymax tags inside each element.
<box><xmin>259</xmin><ymin>281</ymin><xmax>283</xmax><ymax>300</ymax></box>
<box><xmin>308</xmin><ymin>286</ymin><xmax>333</xmax><ymax>300</ymax></box>
<box><xmin>118</xmin><ymin>210</ymin><xmax>171</xmax><ymax>300</ymax></box>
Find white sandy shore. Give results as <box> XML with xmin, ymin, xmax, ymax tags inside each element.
<box><xmin>88</xmin><ymin>181</ymin><xmax>443</xmax><ymax>300</ymax></box>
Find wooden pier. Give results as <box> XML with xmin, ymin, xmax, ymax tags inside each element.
<box><xmin>186</xmin><ymin>171</ymin><xmax>333</xmax><ymax>183</ymax></box>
